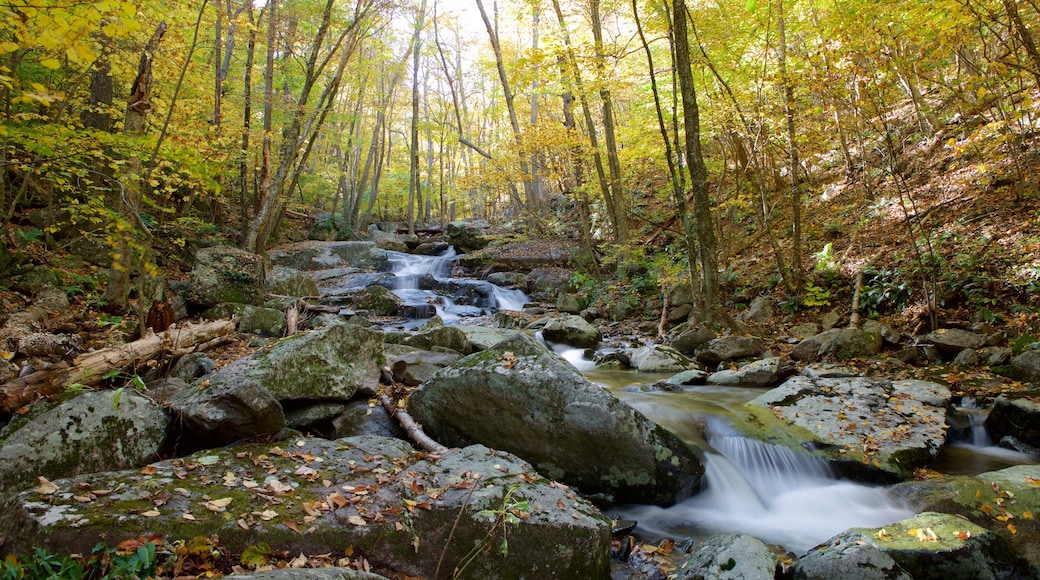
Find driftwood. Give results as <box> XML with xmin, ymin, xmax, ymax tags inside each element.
<box><xmin>0</xmin><ymin>319</ymin><xmax>236</xmax><ymax>414</ymax></box>
<box><xmin>377</xmin><ymin>386</ymin><xmax>447</xmax><ymax>455</ymax></box>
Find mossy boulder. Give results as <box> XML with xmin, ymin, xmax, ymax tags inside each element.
<box><xmin>0</xmin><ymin>390</ymin><xmax>168</xmax><ymax>496</ymax></box>
<box><xmin>790</xmin><ymin>327</ymin><xmax>883</xmax><ymax>362</ymax></box>
<box><xmin>407</xmin><ymin>334</ymin><xmax>704</xmax><ymax>506</ymax></box>
<box><xmin>268</xmin><ymin>241</ymin><xmax>388</xmax><ymax>271</ymax></box>
<box><xmin>349</xmin><ymin>285</ymin><xmax>401</xmax><ymax>316</ymax></box>
<box><xmin>205</xmin><ymin>303</ymin><xmax>285</xmax><ymax>337</ymax></box>
<box><xmin>675</xmin><ymin>534</ymin><xmax>780</xmax><ymax>580</ymax></box>
<box><xmin>744</xmin><ymin>376</ymin><xmax>950</xmax><ymax>481</ymax></box>
<box><xmin>266</xmin><ymin>266</ymin><xmax>320</xmax><ymax>297</ymax></box>
<box><xmin>188</xmin><ymin>246</ymin><xmax>266</xmax><ymax>307</ymax></box>
<box><xmin>539</xmin><ymin>314</ymin><xmax>601</xmax><ymax>349</ymax></box>
<box><xmin>0</xmin><ymin>436</ymin><xmax>612</xmax><ymax>579</ymax></box>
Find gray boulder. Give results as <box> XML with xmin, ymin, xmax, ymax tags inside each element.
<box><xmin>669</xmin><ymin>283</ymin><xmax>695</xmax><ymax>307</ymax></box>
<box><xmin>268</xmin><ymin>241</ymin><xmax>388</xmax><ymax>271</ymax></box>
<box><xmin>284</xmin><ymin>402</ymin><xmax>347</xmax><ymax>431</ymax></box>
<box><xmin>456</xmin><ymin>325</ymin><xmax>521</xmax><ymax>352</ymax></box>
<box><xmin>923</xmin><ymin>328</ymin><xmax>987</xmax><ymax>355</ymax></box>
<box><xmin>796</xmin><ymin>512</ymin><xmax>1035</xmax><ymax>580</ymax></box>
<box><xmin>485</xmin><ymin>271</ymin><xmax>526</xmax><ymax>287</ymax></box>
<box><xmin>401</xmin><ymin>325</ymin><xmax>472</xmax><ymax>355</ymax></box>
<box><xmin>229</xmin><ymin>569</ymin><xmax>386</xmax><ymax>580</ymax></box>
<box><xmin>695</xmin><ymin>336</ymin><xmax>764</xmax><ymax>365</ymax></box>
<box><xmin>790</xmin><ymin>327</ymin><xmax>882</xmax><ymax>362</ymax></box>
<box><xmin>1012</xmin><ymin>350</ymin><xmax>1040</xmax><ymax>383</ymax></box>
<box><xmin>0</xmin><ymin>436</ymin><xmax>613</xmax><ymax>579</ymax></box>
<box><xmin>413</xmin><ymin>241</ymin><xmax>450</xmax><ymax>256</ymax></box>
<box><xmin>987</xmin><ymin>395</ymin><xmax>1040</xmax><ymax>449</ymax></box>
<box><xmin>745</xmin><ymin>376</ymin><xmax>949</xmax><ymax>480</ymax></box>
<box><xmin>168</xmin><ymin>374</ymin><xmax>285</xmax><ymax>449</ymax></box>
<box><xmin>367</xmin><ymin>224</ymin><xmax>408</xmax><ymax>252</ymax></box>
<box><xmin>676</xmin><ymin>534</ymin><xmax>780</xmax><ymax>580</ymax></box>
<box><xmin>266</xmin><ymin>266</ymin><xmax>319</xmax><ymax>297</ymax></box>
<box><xmin>385</xmin><ymin>345</ymin><xmax>461</xmax><ymax>386</ymax></box>
<box><xmin>188</xmin><ymin>246</ymin><xmax>266</xmax><ymax>307</ymax></box>
<box><xmin>330</xmin><ymin>400</ymin><xmax>407</xmax><ymax>440</ymax></box>
<box><xmin>349</xmin><ymin>285</ymin><xmax>401</xmax><ymax>316</ymax></box>
<box><xmin>707</xmin><ymin>357</ymin><xmax>780</xmax><ymax>387</ymax></box>
<box><xmin>539</xmin><ymin>314</ymin><xmax>601</xmax><ymax>348</ymax></box>
<box><xmin>408</xmin><ymin>334</ymin><xmax>704</xmax><ymax>506</ymax></box>
<box><xmin>556</xmin><ymin>293</ymin><xmax>582</xmax><ymax>314</ymax></box>
<box><xmin>793</xmin><ymin>533</ymin><xmax>913</xmax><ymax>579</ymax></box>
<box><xmin>665</xmin><ymin>369</ymin><xmax>710</xmax><ymax>386</ymax></box>
<box><xmin>0</xmin><ymin>390</ymin><xmax>168</xmax><ymax>495</ymax></box>
<box><xmin>952</xmin><ymin>347</ymin><xmax>980</xmax><ymax>367</ymax></box>
<box><xmin>526</xmin><ymin>267</ymin><xmax>573</xmax><ymax>297</ymax></box>
<box><xmin>206</xmin><ymin>303</ymin><xmax>285</xmax><ymax>337</ymax></box>
<box><xmin>980</xmin><ymin>346</ymin><xmax>1012</xmax><ymax>367</ymax></box>
<box><xmin>789</xmin><ymin>323</ymin><xmax>819</xmax><ymax>339</ymax></box>
<box><xmin>670</xmin><ymin>323</ymin><xmax>716</xmax><ymax>356</ymax></box>
<box><xmin>740</xmin><ymin>296</ymin><xmax>774</xmax><ymax>323</ymax></box>
<box><xmin>630</xmin><ymin>345</ymin><xmax>695</xmax><ymax>373</ymax></box>
<box><xmin>445</xmin><ymin>220</ymin><xmax>491</xmax><ymax>253</ymax></box>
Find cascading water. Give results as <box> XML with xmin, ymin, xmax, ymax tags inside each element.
<box><xmin>934</xmin><ymin>399</ymin><xmax>1039</xmax><ymax>475</ymax></box>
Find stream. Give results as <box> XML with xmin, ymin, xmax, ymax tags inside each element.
<box><xmin>366</xmin><ymin>247</ymin><xmax>1038</xmax><ymax>556</ymax></box>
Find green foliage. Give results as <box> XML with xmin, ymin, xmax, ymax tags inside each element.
<box><xmin>860</xmin><ymin>268</ymin><xmax>912</xmax><ymax>317</ymax></box>
<box><xmin>0</xmin><ymin>541</ymin><xmax>158</xmax><ymax>580</ymax></box>
<box><xmin>803</xmin><ymin>283</ymin><xmax>832</xmax><ymax>308</ymax></box>
<box><xmin>1011</xmin><ymin>336</ymin><xmax>1039</xmax><ymax>356</ymax></box>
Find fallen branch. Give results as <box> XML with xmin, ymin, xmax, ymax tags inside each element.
<box><xmin>378</xmin><ymin>386</ymin><xmax>447</xmax><ymax>454</ymax></box>
<box><xmin>0</xmin><ymin>319</ymin><xmax>236</xmax><ymax>414</ymax></box>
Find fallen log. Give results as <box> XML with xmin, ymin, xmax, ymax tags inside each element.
<box><xmin>0</xmin><ymin>319</ymin><xmax>237</xmax><ymax>414</ymax></box>
<box><xmin>378</xmin><ymin>391</ymin><xmax>447</xmax><ymax>455</ymax></box>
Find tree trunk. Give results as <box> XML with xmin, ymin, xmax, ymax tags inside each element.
<box><xmin>590</xmin><ymin>0</ymin><xmax>628</xmax><ymax>245</ymax></box>
<box><xmin>407</xmin><ymin>0</ymin><xmax>427</xmax><ymax>235</ymax></box>
<box><xmin>777</xmin><ymin>0</ymin><xmax>803</xmax><ymax>288</ymax></box>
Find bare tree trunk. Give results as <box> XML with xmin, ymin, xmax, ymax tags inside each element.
<box><xmin>407</xmin><ymin>0</ymin><xmax>427</xmax><ymax>235</ymax></box>
<box><xmin>590</xmin><ymin>0</ymin><xmax>628</xmax><ymax>245</ymax></box>
<box><xmin>778</xmin><ymin>0</ymin><xmax>803</xmax><ymax>288</ymax></box>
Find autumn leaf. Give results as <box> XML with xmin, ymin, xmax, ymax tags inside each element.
<box><xmin>876</xmin><ymin>528</ymin><xmax>891</xmax><ymax>541</ymax></box>
<box><xmin>348</xmin><ymin>515</ymin><xmax>367</xmax><ymax>526</ymax></box>
<box><xmin>203</xmin><ymin>497</ymin><xmax>233</xmax><ymax>512</ymax></box>
<box><xmin>35</xmin><ymin>477</ymin><xmax>58</xmax><ymax>495</ymax></box>
<box><xmin>140</xmin><ymin>465</ymin><xmax>158</xmax><ymax>475</ymax></box>
<box><xmin>955</xmin><ymin>531</ymin><xmax>971</xmax><ymax>540</ymax></box>
<box><xmin>140</xmin><ymin>510</ymin><xmax>160</xmax><ymax>518</ymax></box>
<box><xmin>284</xmin><ymin>520</ymin><xmax>301</xmax><ymax>534</ymax></box>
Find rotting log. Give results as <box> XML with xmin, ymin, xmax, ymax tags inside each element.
<box><xmin>0</xmin><ymin>319</ymin><xmax>236</xmax><ymax>414</ymax></box>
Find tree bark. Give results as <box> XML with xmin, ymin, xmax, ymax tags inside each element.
<box><xmin>590</xmin><ymin>0</ymin><xmax>629</xmax><ymax>245</ymax></box>
<box><xmin>378</xmin><ymin>392</ymin><xmax>447</xmax><ymax>454</ymax></box>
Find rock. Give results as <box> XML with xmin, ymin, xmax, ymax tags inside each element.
<box><xmin>695</xmin><ymin>336</ymin><xmax>764</xmax><ymax>366</ymax></box>
<box><xmin>0</xmin><ymin>436</ymin><xmax>613</xmax><ymax>579</ymax></box>
<box><xmin>170</xmin><ymin>352</ymin><xmax>217</xmax><ymax>382</ymax></box>
<box><xmin>798</xmin><ymin>512</ymin><xmax>1035</xmax><ymax>580</ymax></box>
<box><xmin>349</xmin><ymin>285</ymin><xmax>401</xmax><ymax>316</ymax></box>
<box><xmin>206</xmin><ymin>303</ymin><xmax>285</xmax><ymax>337</ymax></box>
<box><xmin>630</xmin><ymin>345</ymin><xmax>695</xmax><ymax>373</ymax></box>
<box><xmin>228</xmin><ymin>569</ymin><xmax>387</xmax><ymax>580</ymax></box>
<box><xmin>1012</xmin><ymin>350</ymin><xmax>1040</xmax><ymax>383</ymax></box>
<box><xmin>667</xmin><ymin>303</ymin><xmax>693</xmax><ymax>323</ymax></box>
<box><xmin>16</xmin><ymin>332</ymin><xmax>83</xmax><ymax>360</ymax></box>
<box><xmin>707</xmin><ymin>357</ymin><xmax>780</xmax><ymax>388</ymax></box>
<box><xmin>540</xmin><ymin>314</ymin><xmax>601</xmax><ymax>348</ymax></box>
<box><xmin>188</xmin><ymin>246</ymin><xmax>266</xmax><ymax>307</ymax></box>
<box><xmin>745</xmin><ymin>376</ymin><xmax>950</xmax><ymax>480</ymax></box>
<box><xmin>675</xmin><ymin>534</ymin><xmax>780</xmax><ymax>580</ymax></box>
<box><xmin>145</xmin><ymin>377</ymin><xmax>190</xmax><ymax>403</ymax></box>
<box><xmin>0</xmin><ymin>390</ymin><xmax>168</xmax><ymax>495</ymax></box>
<box><xmin>669</xmin><ymin>283</ymin><xmax>695</xmax><ymax>307</ymax></box>
<box><xmin>526</xmin><ymin>267</ymin><xmax>573</xmax><ymax>297</ymax></box>
<box><xmin>863</xmin><ymin>319</ymin><xmax>902</xmax><ymax>345</ymax></box>
<box><xmin>665</xmin><ymin>369</ymin><xmax>710</xmax><ymax>386</ymax></box>
<box><xmin>821</xmin><ymin>309</ymin><xmax>841</xmax><ymax>330</ymax></box>
<box><xmin>670</xmin><ymin>323</ymin><xmax>716</xmax><ymax>356</ymax></box>
<box><xmin>889</xmin><ymin>465</ymin><xmax>1040</xmax><ymax>569</ymax></box>
<box><xmin>402</xmin><ymin>325</ymin><xmax>471</xmax><ymax>355</ymax></box>
<box><xmin>407</xmin><ymin>334</ymin><xmax>704</xmax><ymax>506</ymax></box>
<box><xmin>455</xmin><ymin>325</ymin><xmax>521</xmax><ymax>352</ymax></box>
<box><xmin>980</xmin><ymin>346</ymin><xmax>1012</xmax><ymax>367</ymax></box>
<box><xmin>266</xmin><ymin>266</ymin><xmax>319</xmax><ymax>297</ymax></box>
<box><xmin>556</xmin><ymin>293</ymin><xmax>582</xmax><ymax>314</ymax></box>
<box><xmin>790</xmin><ymin>327</ymin><xmax>882</xmax><ymax>362</ymax></box>
<box><xmin>268</xmin><ymin>241</ymin><xmax>388</xmax><ymax>271</ymax></box>
<box><xmin>792</xmin><ymin>534</ymin><xmax>913</xmax><ymax>579</ymax></box>
<box><xmin>445</xmin><ymin>220</ymin><xmax>490</xmax><ymax>253</ymax></box>
<box><xmin>330</xmin><ymin>400</ymin><xmax>407</xmax><ymax>440</ymax></box>
<box><xmin>789</xmin><ymin>323</ymin><xmax>819</xmax><ymax>339</ymax></box>
<box><xmin>413</xmin><ymin>241</ymin><xmax>450</xmax><ymax>256</ymax></box>
<box><xmin>800</xmin><ymin>363</ymin><xmax>857</xmax><ymax>379</ymax></box>
<box><xmin>740</xmin><ymin>296</ymin><xmax>774</xmax><ymax>323</ymax></box>
<box><xmin>385</xmin><ymin>345</ymin><xmax>461</xmax><ymax>386</ymax></box>
<box><xmin>284</xmin><ymin>402</ymin><xmax>347</xmax><ymax>431</ymax></box>
<box><xmin>952</xmin><ymin>348</ymin><xmax>980</xmax><ymax>367</ymax></box>
<box><xmin>923</xmin><ymin>328</ymin><xmax>988</xmax><ymax>355</ymax></box>
<box><xmin>367</xmin><ymin>224</ymin><xmax>408</xmax><ymax>252</ymax></box>
<box><xmin>987</xmin><ymin>395</ymin><xmax>1040</xmax><ymax>449</ymax></box>
<box><xmin>486</xmin><ymin>271</ymin><xmax>526</xmax><ymax>287</ymax></box>
<box><xmin>168</xmin><ymin>374</ymin><xmax>285</xmax><ymax>450</ymax></box>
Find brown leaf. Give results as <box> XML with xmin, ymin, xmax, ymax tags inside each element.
<box><xmin>34</xmin><ymin>477</ymin><xmax>58</xmax><ymax>495</ymax></box>
<box><xmin>284</xmin><ymin>519</ymin><xmax>301</xmax><ymax>534</ymax></box>
<box><xmin>140</xmin><ymin>465</ymin><xmax>158</xmax><ymax>476</ymax></box>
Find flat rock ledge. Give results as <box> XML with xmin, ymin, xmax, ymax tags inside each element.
<box><xmin>0</xmin><ymin>435</ymin><xmax>612</xmax><ymax>579</ymax></box>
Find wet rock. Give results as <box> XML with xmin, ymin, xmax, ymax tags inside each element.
<box><xmin>799</xmin><ymin>512</ymin><xmax>1035</xmax><ymax>579</ymax></box>
<box><xmin>170</xmin><ymin>352</ymin><xmax>217</xmax><ymax>382</ymax></box>
<box><xmin>188</xmin><ymin>246</ymin><xmax>266</xmax><ymax>307</ymax></box>
<box><xmin>665</xmin><ymin>369</ymin><xmax>710</xmax><ymax>386</ymax></box>
<box><xmin>695</xmin><ymin>336</ymin><xmax>764</xmax><ymax>365</ymax></box>
<box><xmin>670</xmin><ymin>323</ymin><xmax>717</xmax><ymax>356</ymax></box>
<box><xmin>266</xmin><ymin>266</ymin><xmax>320</xmax><ymax>297</ymax></box>
<box><xmin>206</xmin><ymin>303</ymin><xmax>285</xmax><ymax>337</ymax></box>
<box><xmin>556</xmin><ymin>293</ymin><xmax>582</xmax><ymax>314</ymax></box>
<box><xmin>675</xmin><ymin>534</ymin><xmax>780</xmax><ymax>580</ymax></box>
<box><xmin>800</xmin><ymin>363</ymin><xmax>858</xmax><ymax>379</ymax></box>
<box><xmin>630</xmin><ymin>345</ymin><xmax>695</xmax><ymax>373</ymax></box>
<box><xmin>485</xmin><ymin>271</ymin><xmax>526</xmax><ymax>287</ymax></box>
<box><xmin>0</xmin><ymin>436</ymin><xmax>613</xmax><ymax>579</ymax></box>
<box><xmin>707</xmin><ymin>357</ymin><xmax>780</xmax><ymax>388</ymax></box>
<box><xmin>401</xmin><ymin>325</ymin><xmax>472</xmax><ymax>355</ymax></box>
<box><xmin>0</xmin><ymin>390</ymin><xmax>168</xmax><ymax>495</ymax></box>
<box><xmin>283</xmin><ymin>402</ymin><xmax>347</xmax><ymax>431</ymax></box>
<box><xmin>1012</xmin><ymin>350</ymin><xmax>1040</xmax><ymax>383</ymax></box>
<box><xmin>923</xmin><ymin>328</ymin><xmax>987</xmax><ymax>355</ymax></box>
<box><xmin>987</xmin><ymin>395</ymin><xmax>1040</xmax><ymax>449</ymax></box>
<box><xmin>413</xmin><ymin>241</ymin><xmax>450</xmax><ymax>256</ymax></box>
<box><xmin>539</xmin><ymin>314</ymin><xmax>601</xmax><ymax>348</ymax></box>
<box><xmin>268</xmin><ymin>241</ymin><xmax>388</xmax><ymax>271</ymax></box>
<box><xmin>821</xmin><ymin>309</ymin><xmax>841</xmax><ymax>330</ymax></box>
<box><xmin>790</xmin><ymin>327</ymin><xmax>882</xmax><ymax>362</ymax></box>
<box><xmin>889</xmin><ymin>465</ymin><xmax>1040</xmax><ymax>568</ymax></box>
<box><xmin>792</xmin><ymin>534</ymin><xmax>913</xmax><ymax>579</ymax></box>
<box><xmin>745</xmin><ymin>376</ymin><xmax>949</xmax><ymax>480</ymax></box>
<box><xmin>408</xmin><ymin>334</ymin><xmax>704</xmax><ymax>506</ymax></box>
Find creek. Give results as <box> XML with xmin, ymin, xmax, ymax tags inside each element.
<box><xmin>372</xmin><ymin>247</ymin><xmax>1038</xmax><ymax>556</ymax></box>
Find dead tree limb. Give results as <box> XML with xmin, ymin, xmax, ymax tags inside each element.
<box><xmin>378</xmin><ymin>391</ymin><xmax>447</xmax><ymax>455</ymax></box>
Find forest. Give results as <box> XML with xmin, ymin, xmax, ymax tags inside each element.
<box><xmin>0</xmin><ymin>0</ymin><xmax>1038</xmax><ymax>328</ymax></box>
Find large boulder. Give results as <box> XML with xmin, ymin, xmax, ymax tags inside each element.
<box><xmin>676</xmin><ymin>534</ymin><xmax>780</xmax><ymax>580</ymax></box>
<box><xmin>695</xmin><ymin>336</ymin><xmax>764</xmax><ymax>365</ymax></box>
<box><xmin>0</xmin><ymin>390</ymin><xmax>168</xmax><ymax>495</ymax></box>
<box><xmin>629</xmin><ymin>345</ymin><xmax>695</xmax><ymax>373</ymax></box>
<box><xmin>266</xmin><ymin>266</ymin><xmax>320</xmax><ymax>297</ymax></box>
<box><xmin>168</xmin><ymin>374</ymin><xmax>285</xmax><ymax>450</ymax></box>
<box><xmin>407</xmin><ymin>334</ymin><xmax>704</xmax><ymax>506</ymax></box>
<box><xmin>707</xmin><ymin>357</ymin><xmax>781</xmax><ymax>388</ymax></box>
<box><xmin>539</xmin><ymin>315</ymin><xmax>601</xmax><ymax>348</ymax></box>
<box><xmin>188</xmin><ymin>246</ymin><xmax>266</xmax><ymax>307</ymax></box>
<box><xmin>385</xmin><ymin>345</ymin><xmax>461</xmax><ymax>386</ymax></box>
<box><xmin>987</xmin><ymin>395</ymin><xmax>1040</xmax><ymax>449</ymax></box>
<box><xmin>401</xmin><ymin>325</ymin><xmax>472</xmax><ymax>355</ymax></box>
<box><xmin>890</xmin><ymin>465</ymin><xmax>1040</xmax><ymax>568</ymax></box>
<box><xmin>744</xmin><ymin>376</ymin><xmax>950</xmax><ymax>480</ymax></box>
<box><xmin>790</xmin><ymin>327</ymin><xmax>882</xmax><ymax>362</ymax></box>
<box><xmin>1012</xmin><ymin>350</ymin><xmax>1040</xmax><ymax>383</ymax></box>
<box><xmin>794</xmin><ymin>512</ymin><xmax>1035</xmax><ymax>580</ymax></box>
<box><xmin>0</xmin><ymin>436</ymin><xmax>613</xmax><ymax>579</ymax></box>
<box><xmin>923</xmin><ymin>328</ymin><xmax>987</xmax><ymax>355</ymax></box>
<box><xmin>445</xmin><ymin>220</ymin><xmax>490</xmax><ymax>253</ymax></box>
<box><xmin>670</xmin><ymin>323</ymin><xmax>716</xmax><ymax>356</ymax></box>
<box><xmin>268</xmin><ymin>241</ymin><xmax>388</xmax><ymax>271</ymax></box>
<box><xmin>456</xmin><ymin>325</ymin><xmax>521</xmax><ymax>352</ymax></box>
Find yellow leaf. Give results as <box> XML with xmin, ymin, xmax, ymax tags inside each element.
<box><xmin>183</xmin><ymin>513</ymin><xmax>196</xmax><ymax>521</ymax></box>
<box><xmin>0</xmin><ymin>41</ymin><xmax>20</xmax><ymax>54</ymax></box>
<box><xmin>39</xmin><ymin>58</ymin><xmax>61</xmax><ymax>70</ymax></box>
<box><xmin>35</xmin><ymin>477</ymin><xmax>59</xmax><ymax>495</ymax></box>
<box><xmin>1008</xmin><ymin>523</ymin><xmax>1017</xmax><ymax>534</ymax></box>
<box><xmin>141</xmin><ymin>510</ymin><xmax>160</xmax><ymax>517</ymax></box>
<box><xmin>1023</xmin><ymin>511</ymin><xmax>1034</xmax><ymax>520</ymax></box>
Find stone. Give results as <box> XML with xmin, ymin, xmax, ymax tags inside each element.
<box><xmin>445</xmin><ymin>220</ymin><xmax>491</xmax><ymax>253</ymax></box>
<box><xmin>669</xmin><ymin>283</ymin><xmax>695</xmax><ymax>307</ymax></box>
<box><xmin>413</xmin><ymin>241</ymin><xmax>450</xmax><ymax>256</ymax></box>
<box><xmin>798</xmin><ymin>512</ymin><xmax>1035</xmax><ymax>580</ymax></box>
<box><xmin>330</xmin><ymin>401</ymin><xmax>407</xmax><ymax>440</ymax></box>
<box><xmin>539</xmin><ymin>314</ymin><xmax>601</xmax><ymax>348</ymax></box>
<box><xmin>952</xmin><ymin>348</ymin><xmax>980</xmax><ymax>367</ymax></box>
<box><xmin>556</xmin><ymin>293</ymin><xmax>582</xmax><ymax>314</ymax></box>
<box><xmin>789</xmin><ymin>323</ymin><xmax>819</xmax><ymax>339</ymax></box>
<box><xmin>266</xmin><ymin>266</ymin><xmax>319</xmax><ymax>297</ymax></box>
<box><xmin>526</xmin><ymin>267</ymin><xmax>574</xmax><ymax>297</ymax></box>
<box><xmin>0</xmin><ymin>390</ymin><xmax>168</xmax><ymax>495</ymax></box>
<box><xmin>407</xmin><ymin>334</ymin><xmax>704</xmax><ymax>506</ymax></box>
<box><xmin>485</xmin><ymin>271</ymin><xmax>526</xmax><ymax>287</ymax></box>
<box><xmin>385</xmin><ymin>345</ymin><xmax>461</xmax><ymax>386</ymax></box>
<box><xmin>695</xmin><ymin>336</ymin><xmax>764</xmax><ymax>365</ymax></box>
<box><xmin>0</xmin><ymin>437</ymin><xmax>613</xmax><ymax>579</ymax></box>
<box><xmin>790</xmin><ymin>327</ymin><xmax>882</xmax><ymax>362</ymax></box>
<box><xmin>455</xmin><ymin>325</ymin><xmax>521</xmax><ymax>352</ymax></box>
<box><xmin>168</xmin><ymin>374</ymin><xmax>285</xmax><ymax>450</ymax></box>
<box><xmin>676</xmin><ymin>534</ymin><xmax>780</xmax><ymax>580</ymax></box>
<box><xmin>367</xmin><ymin>224</ymin><xmax>408</xmax><ymax>252</ymax></box>
<box><xmin>923</xmin><ymin>328</ymin><xmax>988</xmax><ymax>355</ymax></box>
<box><xmin>630</xmin><ymin>345</ymin><xmax>695</xmax><ymax>373</ymax></box>
<box><xmin>745</xmin><ymin>376</ymin><xmax>950</xmax><ymax>480</ymax></box>
<box><xmin>707</xmin><ymin>357</ymin><xmax>781</xmax><ymax>388</ymax></box>
<box><xmin>667</xmin><ymin>303</ymin><xmax>693</xmax><ymax>323</ymax></box>
<box><xmin>863</xmin><ymin>319</ymin><xmax>902</xmax><ymax>345</ymax></box>
<box><xmin>792</xmin><ymin>535</ymin><xmax>912</xmax><ymax>579</ymax></box>
<box><xmin>402</xmin><ymin>325</ymin><xmax>471</xmax><ymax>355</ymax></box>
<box><xmin>349</xmin><ymin>285</ymin><xmax>401</xmax><ymax>316</ymax></box>
<box><xmin>170</xmin><ymin>352</ymin><xmax>217</xmax><ymax>382</ymax></box>
<box><xmin>821</xmin><ymin>309</ymin><xmax>841</xmax><ymax>330</ymax></box>
<box><xmin>283</xmin><ymin>402</ymin><xmax>347</xmax><ymax>431</ymax></box>
<box><xmin>987</xmin><ymin>395</ymin><xmax>1040</xmax><ymax>449</ymax></box>
<box><xmin>1012</xmin><ymin>350</ymin><xmax>1040</xmax><ymax>383</ymax></box>
<box><xmin>980</xmin><ymin>346</ymin><xmax>1012</xmax><ymax>367</ymax></box>
<box><xmin>741</xmin><ymin>296</ymin><xmax>775</xmax><ymax>323</ymax></box>
<box><xmin>800</xmin><ymin>363</ymin><xmax>857</xmax><ymax>379</ymax></box>
<box><xmin>665</xmin><ymin>369</ymin><xmax>710</xmax><ymax>386</ymax></box>
<box><xmin>188</xmin><ymin>246</ymin><xmax>266</xmax><ymax>307</ymax></box>
<box><xmin>207</xmin><ymin>303</ymin><xmax>285</xmax><ymax>337</ymax></box>
<box><xmin>268</xmin><ymin>241</ymin><xmax>388</xmax><ymax>271</ymax></box>
<box><xmin>670</xmin><ymin>323</ymin><xmax>716</xmax><ymax>355</ymax></box>
<box><xmin>229</xmin><ymin>568</ymin><xmax>387</xmax><ymax>580</ymax></box>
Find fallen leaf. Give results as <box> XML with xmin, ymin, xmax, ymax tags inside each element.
<box><xmin>284</xmin><ymin>519</ymin><xmax>301</xmax><ymax>533</ymax></box>
<box><xmin>140</xmin><ymin>465</ymin><xmax>158</xmax><ymax>475</ymax></box>
<box><xmin>183</xmin><ymin>513</ymin><xmax>197</xmax><ymax>521</ymax></box>
<box><xmin>876</xmin><ymin>528</ymin><xmax>891</xmax><ymax>541</ymax></box>
<box><xmin>1008</xmin><ymin>523</ymin><xmax>1018</xmax><ymax>534</ymax></box>
<box><xmin>203</xmin><ymin>497</ymin><xmax>234</xmax><ymax>512</ymax></box>
<box><xmin>197</xmin><ymin>455</ymin><xmax>220</xmax><ymax>466</ymax></box>
<box><xmin>141</xmin><ymin>510</ymin><xmax>160</xmax><ymax>518</ymax></box>
<box><xmin>73</xmin><ymin>493</ymin><xmax>96</xmax><ymax>503</ymax></box>
<box><xmin>955</xmin><ymin>531</ymin><xmax>971</xmax><ymax>540</ymax></box>
<box><xmin>257</xmin><ymin>510</ymin><xmax>279</xmax><ymax>521</ymax></box>
<box><xmin>35</xmin><ymin>477</ymin><xmax>58</xmax><ymax>495</ymax></box>
<box><xmin>1023</xmin><ymin>511</ymin><xmax>1034</xmax><ymax>520</ymax></box>
<box><xmin>348</xmin><ymin>515</ymin><xmax>367</xmax><ymax>526</ymax></box>
<box><xmin>290</xmin><ymin>553</ymin><xmax>307</xmax><ymax>568</ymax></box>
